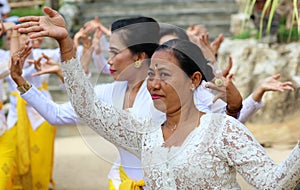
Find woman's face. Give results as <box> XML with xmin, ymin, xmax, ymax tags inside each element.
<box><xmin>147</xmin><ymin>49</ymin><xmax>193</xmax><ymax>113</ymax></box>
<box><xmin>108</xmin><ymin>32</ymin><xmax>137</xmax><ymax>80</ymax></box>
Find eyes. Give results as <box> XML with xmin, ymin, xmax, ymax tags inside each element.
<box><xmin>109</xmin><ymin>50</ymin><xmax>119</xmax><ymax>58</ymax></box>
<box><xmin>147</xmin><ymin>70</ymin><xmax>170</xmax><ymax>79</ymax></box>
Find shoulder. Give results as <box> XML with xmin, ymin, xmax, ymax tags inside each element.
<box><xmin>202</xmin><ymin>113</ymin><xmax>245</xmax><ymax>131</ymax></box>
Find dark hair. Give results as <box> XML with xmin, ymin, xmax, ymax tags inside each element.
<box><xmin>156</xmin><ymin>39</ymin><xmax>214</xmax><ymax>81</ymax></box>
<box><xmin>111</xmin><ymin>17</ymin><xmax>160</xmax><ymax>58</ymax></box>
<box><xmin>159</xmin><ymin>24</ymin><xmax>189</xmax><ymax>41</ymax></box>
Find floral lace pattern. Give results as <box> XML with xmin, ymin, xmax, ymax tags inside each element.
<box><xmin>62</xmin><ymin>58</ymin><xmax>300</xmax><ymax>189</ymax></box>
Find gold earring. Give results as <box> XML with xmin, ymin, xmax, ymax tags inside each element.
<box><xmin>191</xmin><ymin>85</ymin><xmax>195</xmax><ymax>91</ymax></box>
<box><xmin>134</xmin><ymin>60</ymin><xmax>141</xmax><ymax>68</ymax></box>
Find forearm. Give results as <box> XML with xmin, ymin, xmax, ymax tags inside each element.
<box><xmin>81</xmin><ymin>47</ymin><xmax>94</xmax><ymax>75</ymax></box>
<box><xmin>21</xmin><ymin>85</ymin><xmax>79</xmax><ymax>125</ymax></box>
<box><xmin>62</xmin><ymin>58</ymin><xmax>142</xmax><ymax>157</ymax></box>
<box><xmin>58</xmin><ymin>36</ymin><xmax>76</xmax><ymax>62</ymax></box>
<box><xmin>252</xmin><ymin>86</ymin><xmax>265</xmax><ymax>102</ymax></box>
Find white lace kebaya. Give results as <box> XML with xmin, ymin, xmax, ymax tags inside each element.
<box><xmin>62</xmin><ymin>58</ymin><xmax>300</xmax><ymax>189</ymax></box>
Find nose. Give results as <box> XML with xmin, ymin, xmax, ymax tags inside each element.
<box><xmin>150</xmin><ymin>77</ymin><xmax>162</xmax><ymax>89</ymax></box>
<box><xmin>107</xmin><ymin>56</ymin><xmax>113</xmax><ymax>66</ymax></box>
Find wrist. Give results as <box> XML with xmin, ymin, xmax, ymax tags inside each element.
<box><xmin>58</xmin><ymin>36</ymin><xmax>73</xmax><ymax>51</ymax></box>
<box><xmin>226</xmin><ymin>104</ymin><xmax>243</xmax><ymax>114</ymax></box>
<box><xmin>11</xmin><ymin>74</ymin><xmax>25</xmax><ymax>85</ymax></box>
<box><xmin>17</xmin><ymin>80</ymin><xmax>32</xmax><ymax>94</ymax></box>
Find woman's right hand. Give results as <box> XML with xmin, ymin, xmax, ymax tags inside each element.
<box><xmin>15</xmin><ymin>6</ymin><xmax>75</xmax><ymax>61</ymax></box>
<box><xmin>14</xmin><ymin>6</ymin><xmax>69</xmax><ymax>42</ymax></box>
<box><xmin>10</xmin><ymin>41</ymin><xmax>33</xmax><ymax>86</ymax></box>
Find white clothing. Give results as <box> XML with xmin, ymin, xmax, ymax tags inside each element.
<box><xmin>22</xmin><ymin>79</ymin><xmax>164</xmax><ymax>188</ymax></box>
<box><xmin>195</xmin><ymin>81</ymin><xmax>264</xmax><ymax>123</ymax></box>
<box><xmin>0</xmin><ymin>79</ymin><xmax>7</xmax><ymax>136</ymax></box>
<box><xmin>21</xmin><ymin>62</ymin><xmax>262</xmax><ymax>189</ymax></box>
<box><xmin>62</xmin><ymin>57</ymin><xmax>300</xmax><ymax>189</ymax></box>
<box><xmin>0</xmin><ymin>49</ymin><xmax>10</xmax><ymax>79</ymax></box>
<box><xmin>0</xmin><ymin>0</ymin><xmax>10</xmax><ymax>20</ymax></box>
<box><xmin>31</xmin><ymin>48</ymin><xmax>61</xmax><ymax>99</ymax></box>
<box><xmin>6</xmin><ymin>64</ymin><xmax>45</xmax><ymax>130</ymax></box>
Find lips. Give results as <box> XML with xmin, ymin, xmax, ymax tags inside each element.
<box><xmin>109</xmin><ymin>69</ymin><xmax>116</xmax><ymax>74</ymax></box>
<box><xmin>151</xmin><ymin>94</ymin><xmax>163</xmax><ymax>100</ymax></box>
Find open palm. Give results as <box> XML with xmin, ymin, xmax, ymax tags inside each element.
<box><xmin>15</xmin><ymin>6</ymin><xmax>68</xmax><ymax>41</ymax></box>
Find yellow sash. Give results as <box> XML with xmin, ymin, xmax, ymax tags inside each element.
<box><xmin>118</xmin><ymin>165</ymin><xmax>145</xmax><ymax>190</ymax></box>
<box><xmin>42</xmin><ymin>82</ymin><xmax>48</xmax><ymax>91</ymax></box>
<box><xmin>10</xmin><ymin>91</ymin><xmax>30</xmax><ymax>176</ymax></box>
<box><xmin>11</xmin><ymin>84</ymin><xmax>56</xmax><ymax>189</ymax></box>
<box><xmin>10</xmin><ymin>85</ymin><xmax>45</xmax><ymax>175</ymax></box>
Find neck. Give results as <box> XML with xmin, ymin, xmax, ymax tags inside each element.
<box><xmin>166</xmin><ymin>100</ymin><xmax>200</xmax><ymax>130</ymax></box>
<box><xmin>126</xmin><ymin>64</ymin><xmax>148</xmax><ymax>91</ymax></box>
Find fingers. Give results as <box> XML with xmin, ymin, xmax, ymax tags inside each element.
<box><xmin>41</xmin><ymin>52</ymin><xmax>50</xmax><ymax>60</ymax></box>
<box><xmin>17</xmin><ymin>25</ymin><xmax>43</xmax><ymax>36</ymax></box>
<box><xmin>32</xmin><ymin>71</ymin><xmax>44</xmax><ymax>77</ymax></box>
<box><xmin>222</xmin><ymin>57</ymin><xmax>233</xmax><ymax>77</ymax></box>
<box><xmin>28</xmin><ymin>30</ymin><xmax>49</xmax><ymax>39</ymax></box>
<box><xmin>43</xmin><ymin>6</ymin><xmax>58</xmax><ymax>18</ymax></box>
<box><xmin>16</xmin><ymin>16</ymin><xmax>40</xmax><ymax>24</ymax></box>
<box><xmin>271</xmin><ymin>73</ymin><xmax>281</xmax><ymax>80</ymax></box>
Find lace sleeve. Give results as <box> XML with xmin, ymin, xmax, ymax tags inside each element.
<box><xmin>61</xmin><ymin>58</ymin><xmax>148</xmax><ymax>158</ymax></box>
<box><xmin>219</xmin><ymin>116</ymin><xmax>300</xmax><ymax>189</ymax></box>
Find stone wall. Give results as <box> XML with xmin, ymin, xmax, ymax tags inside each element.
<box><xmin>218</xmin><ymin>39</ymin><xmax>300</xmax><ymax>124</ymax></box>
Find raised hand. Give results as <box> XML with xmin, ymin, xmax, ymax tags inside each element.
<box><xmin>252</xmin><ymin>74</ymin><xmax>294</xmax><ymax>102</ymax></box>
<box><xmin>83</xmin><ymin>16</ymin><xmax>111</xmax><ymax>36</ymax></box>
<box><xmin>198</xmin><ymin>33</ymin><xmax>216</xmax><ymax>63</ymax></box>
<box><xmin>10</xmin><ymin>41</ymin><xmax>33</xmax><ymax>86</ymax></box>
<box><xmin>0</xmin><ymin>21</ymin><xmax>16</xmax><ymax>36</ymax></box>
<box><xmin>14</xmin><ymin>6</ymin><xmax>68</xmax><ymax>41</ymax></box>
<box><xmin>29</xmin><ymin>53</ymin><xmax>64</xmax><ymax>82</ymax></box>
<box><xmin>92</xmin><ymin>27</ymin><xmax>103</xmax><ymax>54</ymax></box>
<box><xmin>73</xmin><ymin>28</ymin><xmax>87</xmax><ymax>48</ymax></box>
<box><xmin>205</xmin><ymin>57</ymin><xmax>243</xmax><ymax>118</ymax></box>
<box><xmin>210</xmin><ymin>33</ymin><xmax>224</xmax><ymax>56</ymax></box>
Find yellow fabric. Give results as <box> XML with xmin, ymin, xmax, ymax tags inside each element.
<box><xmin>0</xmin><ymin>101</ymin><xmax>3</xmax><ymax>110</ymax></box>
<box><xmin>28</xmin><ymin>121</ymin><xmax>56</xmax><ymax>190</ymax></box>
<box><xmin>11</xmin><ymin>92</ymin><xmax>30</xmax><ymax>176</ymax></box>
<box><xmin>119</xmin><ymin>165</ymin><xmax>145</xmax><ymax>190</ymax></box>
<box><xmin>11</xmin><ymin>88</ymin><xmax>56</xmax><ymax>190</ymax></box>
<box><xmin>41</xmin><ymin>82</ymin><xmax>48</xmax><ymax>91</ymax></box>
<box><xmin>109</xmin><ymin>179</ymin><xmax>117</xmax><ymax>190</ymax></box>
<box><xmin>0</xmin><ymin>126</ymin><xmax>17</xmax><ymax>190</ymax></box>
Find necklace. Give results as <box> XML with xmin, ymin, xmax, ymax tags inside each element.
<box><xmin>164</xmin><ymin>122</ymin><xmax>177</xmax><ymax>132</ymax></box>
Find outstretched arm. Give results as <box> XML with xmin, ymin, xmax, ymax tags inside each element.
<box><xmin>220</xmin><ymin>116</ymin><xmax>300</xmax><ymax>189</ymax></box>
<box><xmin>238</xmin><ymin>74</ymin><xmax>294</xmax><ymax>123</ymax></box>
<box><xmin>15</xmin><ymin>7</ymin><xmax>147</xmax><ymax>156</ymax></box>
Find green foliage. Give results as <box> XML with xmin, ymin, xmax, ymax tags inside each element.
<box><xmin>10</xmin><ymin>7</ymin><xmax>44</xmax><ymax>17</ymax></box>
<box><xmin>231</xmin><ymin>29</ymin><xmax>259</xmax><ymax>40</ymax></box>
<box><xmin>277</xmin><ymin>24</ymin><xmax>299</xmax><ymax>43</ymax></box>
<box><xmin>242</xmin><ymin>0</ymin><xmax>300</xmax><ymax>42</ymax></box>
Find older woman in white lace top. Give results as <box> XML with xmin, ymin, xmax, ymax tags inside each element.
<box><xmin>15</xmin><ymin>7</ymin><xmax>300</xmax><ymax>189</ymax></box>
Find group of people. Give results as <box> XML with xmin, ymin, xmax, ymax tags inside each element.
<box><xmin>0</xmin><ymin>4</ymin><xmax>299</xmax><ymax>190</ymax></box>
